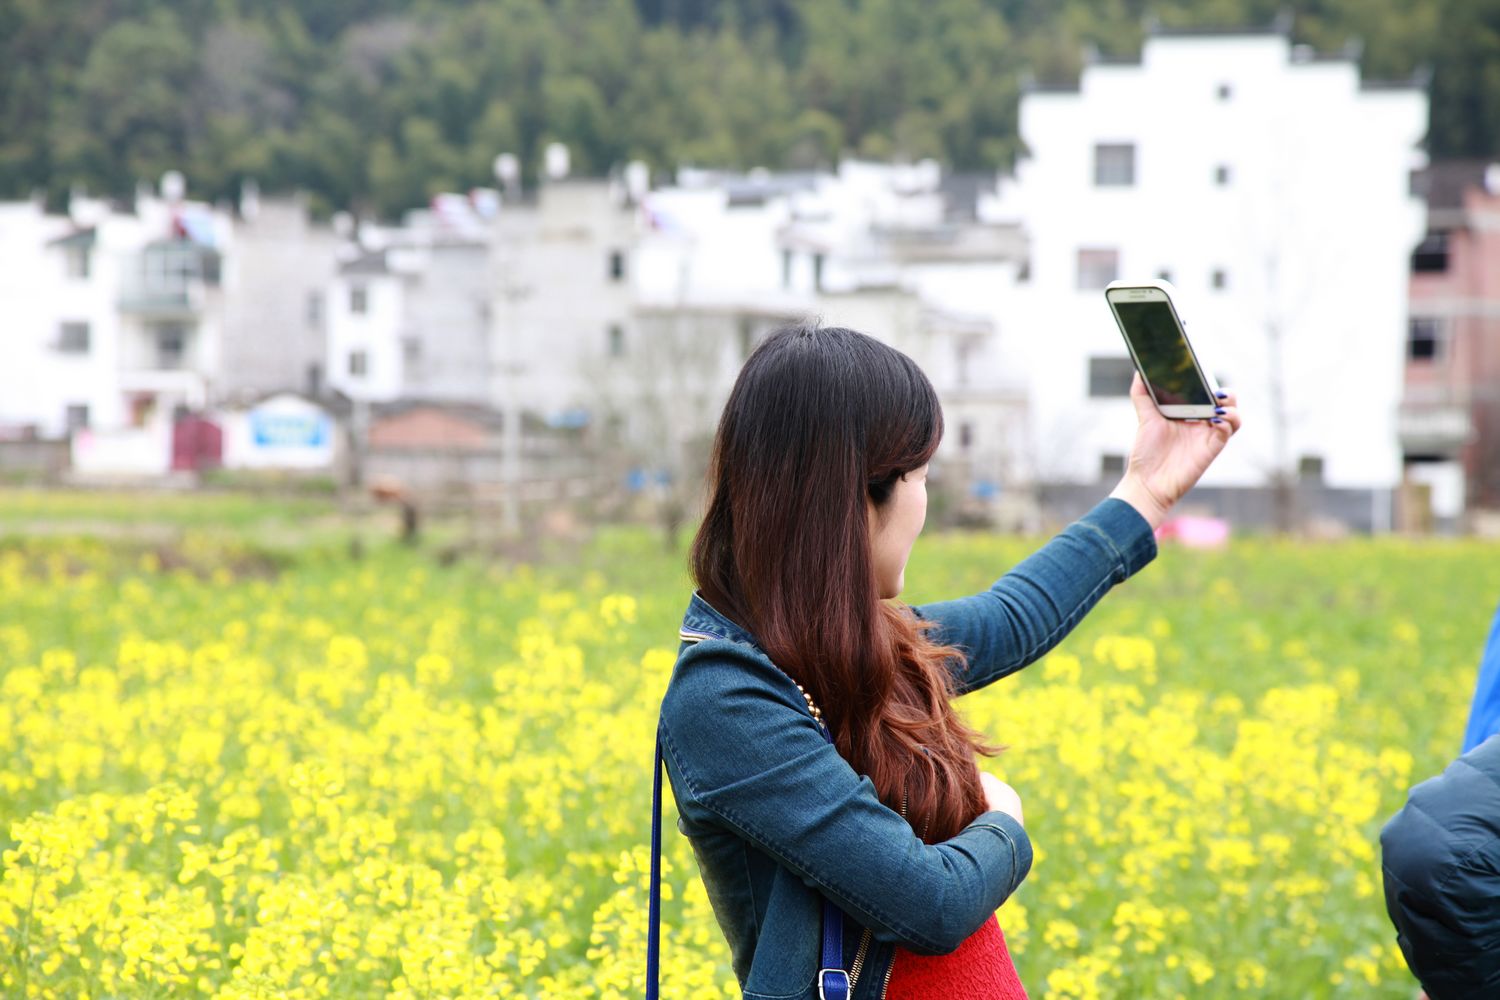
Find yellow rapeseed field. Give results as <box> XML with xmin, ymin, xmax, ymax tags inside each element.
<box><xmin>2</xmin><ymin>513</ymin><xmax>1497</xmax><ymax>998</ymax></box>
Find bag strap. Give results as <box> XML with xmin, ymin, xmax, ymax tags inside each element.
<box><xmin>648</xmin><ymin>721</ymin><xmax>851</xmax><ymax>1000</ymax></box>
<box><xmin>647</xmin><ymin>736</ymin><xmax>663</xmax><ymax>999</ymax></box>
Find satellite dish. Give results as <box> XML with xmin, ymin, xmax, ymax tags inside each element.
<box><xmin>161</xmin><ymin>170</ymin><xmax>186</xmax><ymax>202</ymax></box>
<box><xmin>239</xmin><ymin>178</ymin><xmax>261</xmax><ymax>220</ymax></box>
<box><xmin>493</xmin><ymin>152</ymin><xmax>520</xmax><ymax>187</ymax></box>
<box><xmin>625</xmin><ymin>161</ymin><xmax>650</xmax><ymax>203</ymax></box>
<box><xmin>544</xmin><ymin>143</ymin><xmax>571</xmax><ymax>181</ymax></box>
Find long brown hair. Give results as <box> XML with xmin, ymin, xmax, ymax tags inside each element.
<box><xmin>690</xmin><ymin>323</ymin><xmax>999</xmax><ymax>843</ymax></box>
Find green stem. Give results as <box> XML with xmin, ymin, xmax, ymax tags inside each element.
<box><xmin>17</xmin><ymin>856</ymin><xmax>38</xmax><ymax>997</ymax></box>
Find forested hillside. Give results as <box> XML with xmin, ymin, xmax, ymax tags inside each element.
<box><xmin>1</xmin><ymin>0</ymin><xmax>1489</xmax><ymax>218</ymax></box>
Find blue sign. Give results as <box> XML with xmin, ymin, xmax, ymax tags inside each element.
<box><xmin>251</xmin><ymin>411</ymin><xmax>329</xmax><ymax>448</ymax></box>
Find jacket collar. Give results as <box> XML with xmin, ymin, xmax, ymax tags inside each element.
<box><xmin>680</xmin><ymin>589</ymin><xmax>762</xmax><ymax>649</ymax></box>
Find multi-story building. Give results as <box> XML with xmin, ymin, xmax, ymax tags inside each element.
<box><xmin>490</xmin><ymin>178</ymin><xmax>638</xmax><ymax>426</ymax></box>
<box><xmin>633</xmin><ymin>160</ymin><xmax>1032</xmax><ymax>520</ymax></box>
<box><xmin>1402</xmin><ymin>161</ymin><xmax>1500</xmax><ymax>528</ymax></box>
<box><xmin>217</xmin><ymin>191</ymin><xmax>340</xmax><ymax>404</ymax></box>
<box><xmin>0</xmin><ymin>186</ymin><xmax>229</xmax><ymax>473</ymax></box>
<box><xmin>326</xmin><ymin>203</ymin><xmax>495</xmax><ymax>406</ymax></box>
<box><xmin>985</xmin><ymin>21</ymin><xmax>1428</xmax><ymax>529</ymax></box>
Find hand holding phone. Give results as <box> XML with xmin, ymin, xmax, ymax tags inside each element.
<box><xmin>1103</xmin><ymin>279</ymin><xmax>1219</xmax><ymax>420</ymax></box>
<box><xmin>1101</xmin><ymin>279</ymin><xmax>1243</xmax><ymax>526</ymax></box>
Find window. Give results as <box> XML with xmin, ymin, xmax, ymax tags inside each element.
<box><xmin>1089</xmin><ymin>357</ymin><xmax>1135</xmax><ymax>397</ymax></box>
<box><xmin>1298</xmin><ymin>455</ymin><xmax>1324</xmax><ymax>482</ymax></box>
<box><xmin>306</xmin><ymin>363</ymin><xmax>323</xmax><ymax>397</ymax></box>
<box><xmin>156</xmin><ymin>324</ymin><xmax>186</xmax><ymax>369</ymax></box>
<box><xmin>65</xmin><ymin>404</ymin><xmax>90</xmax><ymax>432</ymax></box>
<box><xmin>1100</xmin><ymin>453</ymin><xmax>1126</xmax><ymax>477</ymax></box>
<box><xmin>1215</xmin><ymin>165</ymin><xmax>1232</xmax><ymax>186</ymax></box>
<box><xmin>813</xmin><ymin>253</ymin><xmax>826</xmax><ymax>292</ymax></box>
<box><xmin>1408</xmin><ymin>317</ymin><xmax>1443</xmax><ymax>361</ymax></box>
<box><xmin>349</xmin><ymin>350</ymin><xmax>368</xmax><ymax>377</ymax></box>
<box><xmin>781</xmin><ymin>249</ymin><xmax>793</xmax><ymax>289</ymax></box>
<box><xmin>1217</xmin><ymin>83</ymin><xmax>1233</xmax><ymax>101</ymax></box>
<box><xmin>403</xmin><ymin>336</ymin><xmax>422</xmax><ymax>365</ymax></box>
<box><xmin>65</xmin><ymin>245</ymin><xmax>91</xmax><ymax>280</ymax></box>
<box><xmin>956</xmin><ymin>338</ymin><xmax>979</xmax><ymax>387</ymax></box>
<box><xmin>1077</xmin><ymin>248</ymin><xmax>1119</xmax><ymax>290</ymax></box>
<box><xmin>1409</xmin><ymin>169</ymin><xmax>1429</xmax><ymax>199</ymax></box>
<box><xmin>608</xmin><ymin>250</ymin><xmax>626</xmax><ymax>282</ymax></box>
<box><xmin>306</xmin><ymin>291</ymin><xmax>324</xmax><ymax>329</ymax></box>
<box><xmin>1412</xmin><ymin>232</ymin><xmax>1450</xmax><ymax>273</ymax></box>
<box><xmin>350</xmin><ymin>285</ymin><xmax>368</xmax><ymax>314</ymax></box>
<box><xmin>1211</xmin><ymin>269</ymin><xmax>1228</xmax><ymax>290</ymax></box>
<box><xmin>607</xmin><ymin>324</ymin><xmax>625</xmax><ymax>358</ymax></box>
<box><xmin>1094</xmin><ymin>143</ymin><xmax>1136</xmax><ymax>186</ymax></box>
<box><xmin>959</xmin><ymin>422</ymin><xmax>974</xmax><ymax>450</ymax></box>
<box><xmin>57</xmin><ymin>321</ymin><xmax>90</xmax><ymax>354</ymax></box>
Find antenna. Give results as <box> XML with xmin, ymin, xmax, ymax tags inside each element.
<box><xmin>161</xmin><ymin>170</ymin><xmax>186</xmax><ymax>203</ymax></box>
<box><xmin>493</xmin><ymin>152</ymin><xmax>520</xmax><ymax>194</ymax></box>
<box><xmin>544</xmin><ymin>143</ymin><xmax>571</xmax><ymax>181</ymax></box>
<box><xmin>625</xmin><ymin>161</ymin><xmax>650</xmax><ymax>204</ymax></box>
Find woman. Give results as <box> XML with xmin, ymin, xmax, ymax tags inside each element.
<box><xmin>655</xmin><ymin>324</ymin><xmax>1240</xmax><ymax>998</ymax></box>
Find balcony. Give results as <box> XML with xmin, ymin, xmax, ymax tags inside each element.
<box><xmin>118</xmin><ymin>240</ymin><xmax>219</xmax><ymax>317</ymax></box>
<box><xmin>1398</xmin><ymin>403</ymin><xmax>1473</xmax><ymax>453</ymax></box>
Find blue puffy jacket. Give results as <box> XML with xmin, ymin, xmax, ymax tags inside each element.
<box><xmin>1380</xmin><ymin>734</ymin><xmax>1500</xmax><ymax>999</ymax></box>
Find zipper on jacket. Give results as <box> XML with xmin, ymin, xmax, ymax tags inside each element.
<box><xmin>849</xmin><ymin>789</ymin><xmax>910</xmax><ymax>996</ymax></box>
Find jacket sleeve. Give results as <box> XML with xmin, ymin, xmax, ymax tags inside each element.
<box><xmin>659</xmin><ymin>641</ymin><xmax>1031</xmax><ymax>955</ymax></box>
<box><xmin>907</xmin><ymin>497</ymin><xmax>1157</xmax><ymax>695</ymax></box>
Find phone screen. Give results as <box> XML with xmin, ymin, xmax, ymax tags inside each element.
<box><xmin>1112</xmin><ymin>301</ymin><xmax>1213</xmax><ymax>406</ymax></box>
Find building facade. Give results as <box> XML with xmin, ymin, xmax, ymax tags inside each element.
<box><xmin>1</xmin><ymin>188</ymin><xmax>230</xmax><ymax>475</ymax></box>
<box><xmin>1403</xmin><ymin>161</ymin><xmax>1500</xmax><ymax>526</ymax></box>
<box><xmin>985</xmin><ymin>24</ymin><xmax>1428</xmax><ymax>529</ymax></box>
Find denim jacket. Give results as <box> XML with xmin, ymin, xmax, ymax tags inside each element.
<box><xmin>657</xmin><ymin>498</ymin><xmax>1158</xmax><ymax>1000</ymax></box>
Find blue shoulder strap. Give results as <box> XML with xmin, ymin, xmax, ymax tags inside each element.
<box><xmin>649</xmin><ymin>723</ymin><xmax>850</xmax><ymax>1000</ymax></box>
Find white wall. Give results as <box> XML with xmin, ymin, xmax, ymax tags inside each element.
<box><xmin>326</xmin><ymin>272</ymin><xmax>404</xmax><ymax>402</ymax></box>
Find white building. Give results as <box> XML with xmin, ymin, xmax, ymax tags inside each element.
<box><xmin>633</xmin><ymin>160</ymin><xmax>1031</xmax><ymax>516</ymax></box>
<box><xmin>327</xmin><ymin>197</ymin><xmax>497</xmax><ymax>406</ymax></box>
<box><xmin>218</xmin><ymin>192</ymin><xmax>340</xmax><ymax>404</ymax></box>
<box><xmin>984</xmin><ymin>23</ymin><xmax>1428</xmax><ymax>527</ymax></box>
<box><xmin>0</xmin><ymin>187</ymin><xmax>230</xmax><ymax>475</ymax></box>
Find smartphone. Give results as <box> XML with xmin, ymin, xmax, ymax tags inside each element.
<box><xmin>1103</xmin><ymin>279</ymin><xmax>1219</xmax><ymax>420</ymax></box>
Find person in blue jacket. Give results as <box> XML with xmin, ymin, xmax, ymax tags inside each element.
<box><xmin>1381</xmin><ymin>735</ymin><xmax>1500</xmax><ymax>999</ymax></box>
<box><xmin>653</xmin><ymin>324</ymin><xmax>1241</xmax><ymax>999</ymax></box>
<box><xmin>1380</xmin><ymin>604</ymin><xmax>1500</xmax><ymax>1000</ymax></box>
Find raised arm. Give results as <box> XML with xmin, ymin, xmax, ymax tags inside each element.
<box><xmin>907</xmin><ymin>497</ymin><xmax>1156</xmax><ymax>695</ymax></box>
<box><xmin>659</xmin><ymin>641</ymin><xmax>1031</xmax><ymax>955</ymax></box>
<box><xmin>910</xmin><ymin>371</ymin><xmax>1244</xmax><ymax>694</ymax></box>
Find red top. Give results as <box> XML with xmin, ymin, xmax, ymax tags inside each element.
<box><xmin>884</xmin><ymin>912</ymin><xmax>1029</xmax><ymax>1000</ymax></box>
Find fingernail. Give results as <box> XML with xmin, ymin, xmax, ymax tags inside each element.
<box><xmin>1211</xmin><ymin>417</ymin><xmax>1223</xmax><ymax>424</ymax></box>
<box><xmin>1216</xmin><ymin>391</ymin><xmax>1228</xmax><ymax>399</ymax></box>
<box><xmin>1214</xmin><ymin>407</ymin><xmax>1226</xmax><ymax>415</ymax></box>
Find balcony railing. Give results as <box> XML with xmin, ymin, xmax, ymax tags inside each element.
<box><xmin>118</xmin><ymin>241</ymin><xmax>217</xmax><ymax>316</ymax></box>
<box><xmin>1398</xmin><ymin>403</ymin><xmax>1472</xmax><ymax>451</ymax></box>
